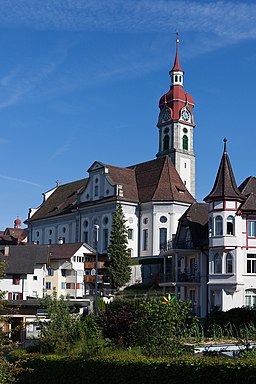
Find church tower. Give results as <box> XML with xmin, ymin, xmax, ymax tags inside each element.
<box><xmin>156</xmin><ymin>35</ymin><xmax>196</xmax><ymax>197</ymax></box>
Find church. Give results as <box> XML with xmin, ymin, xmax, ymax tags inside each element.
<box><xmin>25</xmin><ymin>37</ymin><xmax>256</xmax><ymax>317</ymax></box>
<box><xmin>25</xmin><ymin>37</ymin><xmax>195</xmax><ymax>260</ymax></box>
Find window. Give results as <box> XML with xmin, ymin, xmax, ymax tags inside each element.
<box><xmin>214</xmin><ymin>253</ymin><xmax>222</xmax><ymax>273</ymax></box>
<box><xmin>164</xmin><ymin>127</ymin><xmax>169</xmax><ymax>134</ymax></box>
<box><xmin>143</xmin><ymin>218</ymin><xmax>148</xmax><ymax>225</ymax></box>
<box><xmin>46</xmin><ymin>282</ymin><xmax>51</xmax><ymax>290</ymax></box>
<box><xmin>83</xmin><ymin>231</ymin><xmax>88</xmax><ymax>243</ymax></box>
<box><xmin>83</xmin><ymin>220</ymin><xmax>89</xmax><ymax>228</ymax></box>
<box><xmin>61</xmin><ymin>282</ymin><xmax>65</xmax><ymax>289</ymax></box>
<box><xmin>103</xmin><ymin>217</ymin><xmax>109</xmax><ymax>225</ymax></box>
<box><xmin>247</xmin><ymin>254</ymin><xmax>256</xmax><ymax>273</ymax></box>
<box><xmin>94</xmin><ymin>185</ymin><xmax>99</xmax><ymax>197</ymax></box>
<box><xmin>215</xmin><ymin>216</ymin><xmax>223</xmax><ymax>236</ymax></box>
<box><xmin>160</xmin><ymin>216</ymin><xmax>167</xmax><ymax>223</ymax></box>
<box><xmin>49</xmin><ymin>229</ymin><xmax>52</xmax><ymax>235</ymax></box>
<box><xmin>12</xmin><ymin>293</ymin><xmax>20</xmax><ymax>300</ymax></box>
<box><xmin>12</xmin><ymin>275</ymin><xmax>20</xmax><ymax>285</ymax></box>
<box><xmin>66</xmin><ymin>283</ymin><xmax>75</xmax><ymax>289</ymax></box>
<box><xmin>63</xmin><ymin>227</ymin><xmax>66</xmax><ymax>233</ymax></box>
<box><xmin>183</xmin><ymin>135</ymin><xmax>188</xmax><ymax>150</ymax></box>
<box><xmin>47</xmin><ymin>268</ymin><xmax>54</xmax><ymax>276</ymax></box>
<box><xmin>226</xmin><ymin>253</ymin><xmax>233</xmax><ymax>273</ymax></box>
<box><xmin>142</xmin><ymin>229</ymin><xmax>149</xmax><ymax>251</ymax></box>
<box><xmin>163</xmin><ymin>135</ymin><xmax>169</xmax><ymax>150</ymax></box>
<box><xmin>175</xmin><ymin>75</ymin><xmax>178</xmax><ymax>82</ymax></box>
<box><xmin>209</xmin><ymin>217</ymin><xmax>212</xmax><ymax>236</ymax></box>
<box><xmin>33</xmin><ymin>276</ymin><xmax>38</xmax><ymax>281</ymax></box>
<box><xmin>227</xmin><ymin>216</ymin><xmax>234</xmax><ymax>235</ymax></box>
<box><xmin>128</xmin><ymin>229</ymin><xmax>133</xmax><ymax>240</ymax></box>
<box><xmin>159</xmin><ymin>228</ymin><xmax>167</xmax><ymax>251</ymax></box>
<box><xmin>245</xmin><ymin>289</ymin><xmax>256</xmax><ymax>307</ymax></box>
<box><xmin>103</xmin><ymin>228</ymin><xmax>108</xmax><ymax>250</ymax></box>
<box><xmin>248</xmin><ymin>221</ymin><xmax>256</xmax><ymax>237</ymax></box>
<box><xmin>62</xmin><ymin>237</ymin><xmax>66</xmax><ymax>244</ymax></box>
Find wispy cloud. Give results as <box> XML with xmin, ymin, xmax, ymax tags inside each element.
<box><xmin>0</xmin><ymin>174</ymin><xmax>45</xmax><ymax>188</ymax></box>
<box><xmin>49</xmin><ymin>140</ymin><xmax>71</xmax><ymax>161</ymax></box>
<box><xmin>0</xmin><ymin>0</ymin><xmax>255</xmax><ymax>43</ymax></box>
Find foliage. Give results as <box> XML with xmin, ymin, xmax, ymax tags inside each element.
<box><xmin>10</xmin><ymin>352</ymin><xmax>256</xmax><ymax>384</ymax></box>
<box><xmin>0</xmin><ymin>261</ymin><xmax>27</xmax><ymax>383</ymax></box>
<box><xmin>131</xmin><ymin>298</ymin><xmax>199</xmax><ymax>357</ymax></box>
<box><xmin>38</xmin><ymin>295</ymin><xmax>80</xmax><ymax>354</ymax></box>
<box><xmin>100</xmin><ymin>299</ymin><xmax>140</xmax><ymax>347</ymax></box>
<box><xmin>106</xmin><ymin>204</ymin><xmax>131</xmax><ymax>289</ymax></box>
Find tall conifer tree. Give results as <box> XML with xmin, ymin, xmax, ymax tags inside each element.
<box><xmin>107</xmin><ymin>204</ymin><xmax>131</xmax><ymax>289</ymax></box>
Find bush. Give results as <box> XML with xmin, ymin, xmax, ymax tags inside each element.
<box><xmin>14</xmin><ymin>352</ymin><xmax>256</xmax><ymax>384</ymax></box>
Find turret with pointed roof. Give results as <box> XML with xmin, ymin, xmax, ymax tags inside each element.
<box><xmin>204</xmin><ymin>139</ymin><xmax>244</xmax><ymax>203</ymax></box>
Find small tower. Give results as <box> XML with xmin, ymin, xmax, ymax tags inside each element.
<box><xmin>156</xmin><ymin>34</ymin><xmax>196</xmax><ymax>197</ymax></box>
<box><xmin>204</xmin><ymin>139</ymin><xmax>245</xmax><ymax>309</ymax></box>
<box><xmin>14</xmin><ymin>216</ymin><xmax>21</xmax><ymax>228</ymax></box>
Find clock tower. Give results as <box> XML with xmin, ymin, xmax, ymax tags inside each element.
<box><xmin>156</xmin><ymin>35</ymin><xmax>196</xmax><ymax>197</ymax></box>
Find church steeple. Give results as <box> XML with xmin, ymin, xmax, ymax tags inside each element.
<box><xmin>204</xmin><ymin>138</ymin><xmax>244</xmax><ymax>203</ymax></box>
<box><xmin>156</xmin><ymin>35</ymin><xmax>196</xmax><ymax>197</ymax></box>
<box><xmin>169</xmin><ymin>33</ymin><xmax>184</xmax><ymax>87</ymax></box>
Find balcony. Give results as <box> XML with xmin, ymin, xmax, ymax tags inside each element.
<box><xmin>160</xmin><ymin>271</ymin><xmax>200</xmax><ymax>285</ymax></box>
<box><xmin>84</xmin><ymin>275</ymin><xmax>103</xmax><ymax>283</ymax></box>
<box><xmin>160</xmin><ymin>239</ymin><xmax>194</xmax><ymax>253</ymax></box>
<box><xmin>84</xmin><ymin>261</ymin><xmax>105</xmax><ymax>269</ymax></box>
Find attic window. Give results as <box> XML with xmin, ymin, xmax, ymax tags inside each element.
<box><xmin>106</xmin><ymin>189</ymin><xmax>109</xmax><ymax>195</ymax></box>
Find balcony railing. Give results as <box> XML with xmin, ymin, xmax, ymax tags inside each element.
<box><xmin>160</xmin><ymin>271</ymin><xmax>200</xmax><ymax>284</ymax></box>
<box><xmin>160</xmin><ymin>240</ymin><xmax>194</xmax><ymax>252</ymax></box>
<box><xmin>84</xmin><ymin>261</ymin><xmax>105</xmax><ymax>269</ymax></box>
<box><xmin>84</xmin><ymin>275</ymin><xmax>103</xmax><ymax>283</ymax></box>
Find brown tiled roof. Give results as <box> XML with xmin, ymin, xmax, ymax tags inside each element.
<box><xmin>106</xmin><ymin>165</ymin><xmax>139</xmax><ymax>201</ymax></box>
<box><xmin>129</xmin><ymin>156</ymin><xmax>195</xmax><ymax>203</ymax></box>
<box><xmin>28</xmin><ymin>157</ymin><xmax>194</xmax><ymax>222</ymax></box>
<box><xmin>176</xmin><ymin>202</ymin><xmax>209</xmax><ymax>248</ymax></box>
<box><xmin>49</xmin><ymin>243</ymin><xmax>95</xmax><ymax>260</ymax></box>
<box><xmin>26</xmin><ymin>178</ymin><xmax>88</xmax><ymax>222</ymax></box>
<box><xmin>4</xmin><ymin>228</ymin><xmax>27</xmax><ymax>241</ymax></box>
<box><xmin>239</xmin><ymin>176</ymin><xmax>256</xmax><ymax>196</ymax></box>
<box><xmin>0</xmin><ymin>245</ymin><xmax>49</xmax><ymax>274</ymax></box>
<box><xmin>204</xmin><ymin>149</ymin><xmax>244</xmax><ymax>203</ymax></box>
<box><xmin>239</xmin><ymin>193</ymin><xmax>256</xmax><ymax>213</ymax></box>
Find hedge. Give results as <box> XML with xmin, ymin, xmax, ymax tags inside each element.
<box><xmin>9</xmin><ymin>351</ymin><xmax>256</xmax><ymax>384</ymax></box>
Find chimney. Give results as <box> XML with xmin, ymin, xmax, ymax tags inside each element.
<box><xmin>58</xmin><ymin>237</ymin><xmax>63</xmax><ymax>244</ymax></box>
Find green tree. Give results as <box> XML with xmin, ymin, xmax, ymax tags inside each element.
<box><xmin>106</xmin><ymin>204</ymin><xmax>131</xmax><ymax>290</ymax></box>
<box><xmin>131</xmin><ymin>297</ymin><xmax>199</xmax><ymax>357</ymax></box>
<box><xmin>38</xmin><ymin>295</ymin><xmax>80</xmax><ymax>354</ymax></box>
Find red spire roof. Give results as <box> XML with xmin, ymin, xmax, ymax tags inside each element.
<box><xmin>170</xmin><ymin>34</ymin><xmax>183</xmax><ymax>73</ymax></box>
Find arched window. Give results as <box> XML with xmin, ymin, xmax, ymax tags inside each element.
<box><xmin>183</xmin><ymin>135</ymin><xmax>188</xmax><ymax>150</ymax></box>
<box><xmin>175</xmin><ymin>75</ymin><xmax>178</xmax><ymax>82</ymax></box>
<box><xmin>214</xmin><ymin>253</ymin><xmax>222</xmax><ymax>273</ymax></box>
<box><xmin>245</xmin><ymin>289</ymin><xmax>256</xmax><ymax>307</ymax></box>
<box><xmin>226</xmin><ymin>253</ymin><xmax>233</xmax><ymax>273</ymax></box>
<box><xmin>163</xmin><ymin>135</ymin><xmax>169</xmax><ymax>150</ymax></box>
<box><xmin>215</xmin><ymin>216</ymin><xmax>223</xmax><ymax>236</ymax></box>
<box><xmin>227</xmin><ymin>215</ymin><xmax>234</xmax><ymax>235</ymax></box>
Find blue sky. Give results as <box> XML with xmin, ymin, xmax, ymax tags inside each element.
<box><xmin>0</xmin><ymin>0</ymin><xmax>256</xmax><ymax>228</ymax></box>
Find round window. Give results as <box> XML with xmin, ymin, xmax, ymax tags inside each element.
<box><xmin>183</xmin><ymin>128</ymin><xmax>188</xmax><ymax>133</ymax></box>
<box><xmin>83</xmin><ymin>220</ymin><xmax>89</xmax><ymax>228</ymax></box>
<box><xmin>106</xmin><ymin>189</ymin><xmax>109</xmax><ymax>195</ymax></box>
<box><xmin>160</xmin><ymin>216</ymin><xmax>167</xmax><ymax>223</ymax></box>
<box><xmin>103</xmin><ymin>217</ymin><xmax>109</xmax><ymax>225</ymax></box>
<box><xmin>143</xmin><ymin>218</ymin><xmax>148</xmax><ymax>224</ymax></box>
<box><xmin>164</xmin><ymin>127</ymin><xmax>169</xmax><ymax>134</ymax></box>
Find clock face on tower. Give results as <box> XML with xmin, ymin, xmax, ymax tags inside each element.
<box><xmin>181</xmin><ymin>110</ymin><xmax>189</xmax><ymax>121</ymax></box>
<box><xmin>162</xmin><ymin>108</ymin><xmax>171</xmax><ymax>121</ymax></box>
